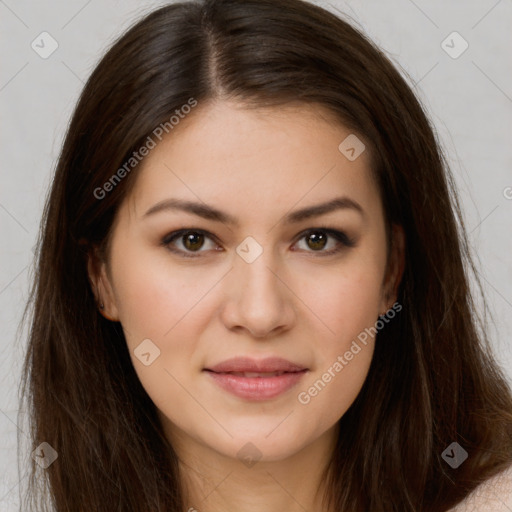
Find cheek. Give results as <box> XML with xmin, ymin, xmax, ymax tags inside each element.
<box><xmin>109</xmin><ymin>251</ymin><xmax>209</xmax><ymax>423</ymax></box>
<box><xmin>296</xmin><ymin>344</ymin><xmax>374</xmax><ymax>434</ymax></box>
<box><xmin>292</xmin><ymin>258</ymin><xmax>383</xmax><ymax>419</ymax></box>
<box><xmin>295</xmin><ymin>271</ymin><xmax>379</xmax><ymax>423</ymax></box>
<box><xmin>110</xmin><ymin>243</ymin><xmax>211</xmax><ymax>343</ymax></box>
<box><xmin>299</xmin><ymin>257</ymin><xmax>384</xmax><ymax>341</ymax></box>
<box><xmin>109</xmin><ymin>245</ymin><xmax>219</xmax><ymax>398</ymax></box>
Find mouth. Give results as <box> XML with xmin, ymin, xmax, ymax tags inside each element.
<box><xmin>204</xmin><ymin>356</ymin><xmax>307</xmax><ymax>374</ymax></box>
<box><xmin>213</xmin><ymin>371</ymin><xmax>294</xmax><ymax>378</ymax></box>
<box><xmin>203</xmin><ymin>357</ymin><xmax>308</xmax><ymax>401</ymax></box>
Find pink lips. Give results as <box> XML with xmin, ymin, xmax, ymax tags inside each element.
<box><xmin>204</xmin><ymin>357</ymin><xmax>308</xmax><ymax>401</ymax></box>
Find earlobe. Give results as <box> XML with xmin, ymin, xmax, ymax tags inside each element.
<box><xmin>86</xmin><ymin>247</ymin><xmax>120</xmax><ymax>322</ymax></box>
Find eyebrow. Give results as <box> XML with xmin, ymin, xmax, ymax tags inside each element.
<box><xmin>143</xmin><ymin>196</ymin><xmax>365</xmax><ymax>225</ymax></box>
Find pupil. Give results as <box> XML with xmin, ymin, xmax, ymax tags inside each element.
<box><xmin>308</xmin><ymin>231</ymin><xmax>327</xmax><ymax>250</ymax></box>
<box><xmin>184</xmin><ymin>232</ymin><xmax>204</xmax><ymax>251</ymax></box>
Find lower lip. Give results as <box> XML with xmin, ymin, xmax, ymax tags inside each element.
<box><xmin>205</xmin><ymin>370</ymin><xmax>308</xmax><ymax>401</ymax></box>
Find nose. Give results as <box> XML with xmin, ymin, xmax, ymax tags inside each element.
<box><xmin>220</xmin><ymin>246</ymin><xmax>296</xmax><ymax>338</ymax></box>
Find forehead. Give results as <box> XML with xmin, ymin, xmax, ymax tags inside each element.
<box><xmin>121</xmin><ymin>100</ymin><xmax>381</xmax><ymax>226</ymax></box>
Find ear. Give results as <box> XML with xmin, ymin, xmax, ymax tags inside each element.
<box><xmin>86</xmin><ymin>246</ymin><xmax>120</xmax><ymax>322</ymax></box>
<box><xmin>380</xmin><ymin>223</ymin><xmax>405</xmax><ymax>314</ymax></box>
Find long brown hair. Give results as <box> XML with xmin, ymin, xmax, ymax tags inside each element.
<box><xmin>20</xmin><ymin>0</ymin><xmax>512</xmax><ymax>510</ymax></box>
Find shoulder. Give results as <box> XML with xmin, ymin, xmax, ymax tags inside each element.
<box><xmin>447</xmin><ymin>466</ymin><xmax>512</xmax><ymax>512</ymax></box>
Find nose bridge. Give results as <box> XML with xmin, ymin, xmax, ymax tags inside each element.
<box><xmin>222</xmin><ymin>236</ymin><xmax>294</xmax><ymax>336</ymax></box>
<box><xmin>235</xmin><ymin>238</ymin><xmax>282</xmax><ymax>302</ymax></box>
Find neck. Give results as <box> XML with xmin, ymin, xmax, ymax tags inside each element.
<box><xmin>167</xmin><ymin>423</ymin><xmax>339</xmax><ymax>512</ymax></box>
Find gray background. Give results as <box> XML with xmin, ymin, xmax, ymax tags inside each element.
<box><xmin>1</xmin><ymin>0</ymin><xmax>511</xmax><ymax>509</ymax></box>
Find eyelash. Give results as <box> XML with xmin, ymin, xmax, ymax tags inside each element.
<box><xmin>161</xmin><ymin>227</ymin><xmax>356</xmax><ymax>259</ymax></box>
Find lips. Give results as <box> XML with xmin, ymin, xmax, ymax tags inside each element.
<box><xmin>227</xmin><ymin>371</ymin><xmax>287</xmax><ymax>377</ymax></box>
<box><xmin>203</xmin><ymin>357</ymin><xmax>308</xmax><ymax>401</ymax></box>
<box><xmin>204</xmin><ymin>356</ymin><xmax>307</xmax><ymax>374</ymax></box>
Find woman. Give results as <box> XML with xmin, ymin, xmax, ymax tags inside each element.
<box><xmin>20</xmin><ymin>0</ymin><xmax>512</xmax><ymax>510</ymax></box>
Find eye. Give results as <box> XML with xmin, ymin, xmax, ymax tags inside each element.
<box><xmin>161</xmin><ymin>229</ymin><xmax>221</xmax><ymax>258</ymax></box>
<box><xmin>293</xmin><ymin>228</ymin><xmax>356</xmax><ymax>256</ymax></box>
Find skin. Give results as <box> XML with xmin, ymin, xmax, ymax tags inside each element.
<box><xmin>88</xmin><ymin>99</ymin><xmax>405</xmax><ymax>512</ymax></box>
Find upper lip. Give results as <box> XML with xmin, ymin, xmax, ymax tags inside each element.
<box><xmin>204</xmin><ymin>357</ymin><xmax>307</xmax><ymax>373</ymax></box>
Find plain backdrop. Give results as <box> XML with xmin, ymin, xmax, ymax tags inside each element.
<box><xmin>1</xmin><ymin>0</ymin><xmax>511</xmax><ymax>509</ymax></box>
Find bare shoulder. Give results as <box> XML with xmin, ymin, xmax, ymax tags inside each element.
<box><xmin>448</xmin><ymin>466</ymin><xmax>512</xmax><ymax>512</ymax></box>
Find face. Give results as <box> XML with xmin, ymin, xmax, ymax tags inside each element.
<box><xmin>89</xmin><ymin>100</ymin><xmax>404</xmax><ymax>464</ymax></box>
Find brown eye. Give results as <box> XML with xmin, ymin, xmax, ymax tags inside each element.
<box><xmin>162</xmin><ymin>229</ymin><xmax>219</xmax><ymax>258</ymax></box>
<box><xmin>182</xmin><ymin>231</ymin><xmax>205</xmax><ymax>251</ymax></box>
<box><xmin>305</xmin><ymin>231</ymin><xmax>328</xmax><ymax>251</ymax></box>
<box><xmin>293</xmin><ymin>228</ymin><xmax>356</xmax><ymax>256</ymax></box>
